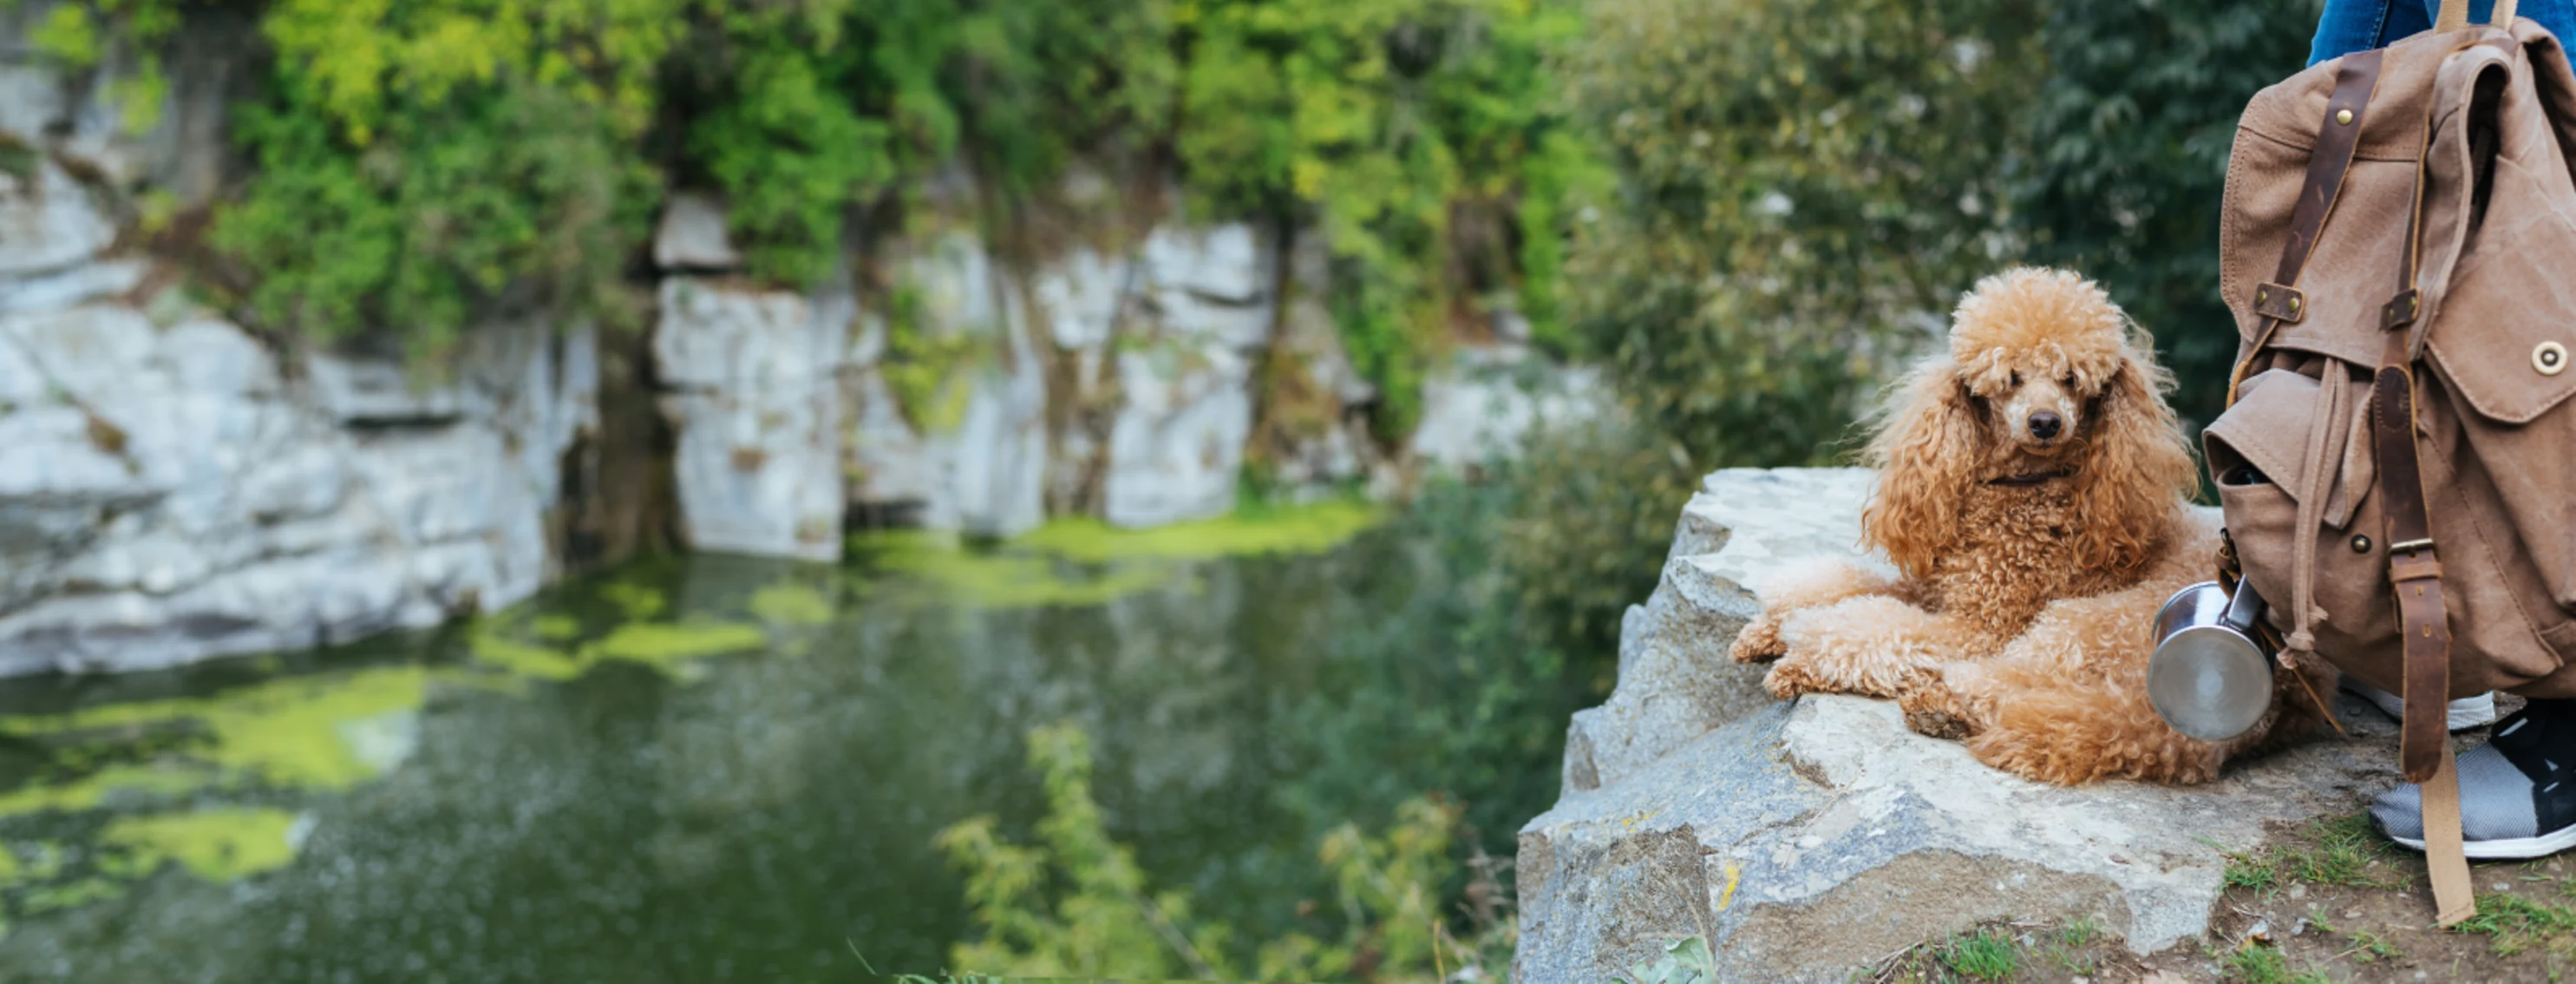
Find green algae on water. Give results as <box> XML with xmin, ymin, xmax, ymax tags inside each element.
<box><xmin>747</xmin><ymin>581</ymin><xmax>836</xmax><ymax>626</ymax></box>
<box><xmin>102</xmin><ymin>807</ymin><xmax>301</xmax><ymax>882</ymax></box>
<box><xmin>0</xmin><ymin>666</ymin><xmax>435</xmax><ymax>807</ymax></box>
<box><xmin>852</xmin><ymin>532</ymin><xmax>1183</xmax><ymax>608</ymax></box>
<box><xmin>1014</xmin><ymin>499</ymin><xmax>1383</xmax><ymax>564</ymax></box>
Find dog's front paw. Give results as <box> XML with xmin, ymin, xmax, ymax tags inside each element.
<box><xmin>1899</xmin><ymin>692</ymin><xmax>1972</xmax><ymax>740</ymax></box>
<box><xmin>1762</xmin><ymin>660</ymin><xmax>1821</xmax><ymax>700</ymax></box>
<box><xmin>1730</xmin><ymin>613</ymin><xmax>1788</xmax><ymax>664</ymax></box>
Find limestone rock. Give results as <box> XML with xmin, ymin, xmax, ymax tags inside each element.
<box><xmin>0</xmin><ymin>160</ymin><xmax>114</xmax><ymax>279</ymax></box>
<box><xmin>654</xmin><ymin>192</ymin><xmax>744</xmax><ymax>271</ymax></box>
<box><xmin>1514</xmin><ymin>467</ymin><xmax>2403</xmax><ymax>982</ymax></box>
<box><xmin>654</xmin><ymin>277</ymin><xmax>847</xmax><ymax>561</ymax></box>
<box><xmin>0</xmin><ymin>298</ymin><xmax>591</xmax><ymax>674</ymax></box>
<box><xmin>1410</xmin><ymin>344</ymin><xmax>1605</xmax><ymax>473</ymax></box>
<box><xmin>1562</xmin><ymin>469</ymin><xmax>1883</xmax><ymax>795</ymax></box>
<box><xmin>1102</xmin><ymin>341</ymin><xmax>1254</xmax><ymax>528</ymax></box>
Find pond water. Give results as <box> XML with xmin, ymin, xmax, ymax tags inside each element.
<box><xmin>0</xmin><ymin>501</ymin><xmax>1574</xmax><ymax>981</ymax></box>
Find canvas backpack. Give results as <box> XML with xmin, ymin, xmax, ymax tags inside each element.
<box><xmin>2208</xmin><ymin>0</ymin><xmax>2576</xmax><ymax>923</ymax></box>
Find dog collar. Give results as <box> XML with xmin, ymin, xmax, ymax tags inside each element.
<box><xmin>1986</xmin><ymin>468</ymin><xmax>2076</xmax><ymax>487</ymax></box>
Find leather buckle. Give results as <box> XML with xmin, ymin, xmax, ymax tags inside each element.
<box><xmin>2254</xmin><ymin>282</ymin><xmax>2306</xmax><ymax>323</ymax></box>
<box><xmin>2381</xmin><ymin>289</ymin><xmax>2420</xmax><ymax>331</ymax></box>
<box><xmin>2390</xmin><ymin>549</ymin><xmax>2444</xmax><ymax>584</ymax></box>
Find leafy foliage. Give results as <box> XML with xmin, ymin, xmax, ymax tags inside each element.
<box><xmin>1561</xmin><ymin>0</ymin><xmax>2043</xmax><ymax>471</ymax></box>
<box><xmin>1180</xmin><ymin>0</ymin><xmax>1600</xmax><ymax>436</ymax></box>
<box><xmin>25</xmin><ymin>0</ymin><xmax>183</xmax><ymax>134</ymax></box>
<box><xmin>212</xmin><ymin>0</ymin><xmax>675</xmax><ymax>358</ymax></box>
<box><xmin>939</xmin><ymin>723</ymin><xmax>1514</xmax><ymax>981</ymax></box>
<box><xmin>200</xmin><ymin>0</ymin><xmax>1585</xmax><ymax>433</ymax></box>
<box><xmin>2010</xmin><ymin>0</ymin><xmax>2324</xmax><ymax>425</ymax></box>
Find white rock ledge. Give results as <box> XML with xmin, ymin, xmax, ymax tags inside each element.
<box><xmin>1513</xmin><ymin>468</ymin><xmax>2403</xmax><ymax>982</ymax></box>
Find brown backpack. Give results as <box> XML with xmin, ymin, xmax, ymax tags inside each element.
<box><xmin>2211</xmin><ymin>2</ymin><xmax>2576</xmax><ymax>923</ymax></box>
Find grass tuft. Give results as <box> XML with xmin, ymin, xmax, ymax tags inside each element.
<box><xmin>1940</xmin><ymin>928</ymin><xmax>2018</xmax><ymax>981</ymax></box>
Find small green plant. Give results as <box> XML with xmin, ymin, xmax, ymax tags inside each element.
<box><xmin>2055</xmin><ymin>915</ymin><xmax>2101</xmax><ymax>948</ymax></box>
<box><xmin>2310</xmin><ymin>917</ymin><xmax>2399</xmax><ymax>964</ymax></box>
<box><xmin>935</xmin><ymin>722</ymin><xmax>1514</xmax><ymax>982</ymax></box>
<box><xmin>2221</xmin><ymin>942</ymin><xmax>2288</xmax><ymax>984</ymax></box>
<box><xmin>2456</xmin><ymin>893</ymin><xmax>2576</xmax><ymax>957</ymax></box>
<box><xmin>1941</xmin><ymin>928</ymin><xmax>2019</xmax><ymax>981</ymax></box>
<box><xmin>2213</xmin><ymin>842</ymin><xmax>2281</xmax><ymax>895</ymax></box>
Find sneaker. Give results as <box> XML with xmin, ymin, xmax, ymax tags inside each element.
<box><xmin>2372</xmin><ymin>701</ymin><xmax>2576</xmax><ymax>859</ymax></box>
<box><xmin>2343</xmin><ymin>679</ymin><xmax>2499</xmax><ymax>731</ymax></box>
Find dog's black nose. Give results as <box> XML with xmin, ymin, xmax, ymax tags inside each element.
<box><xmin>2028</xmin><ymin>410</ymin><xmax>2063</xmax><ymax>441</ymax></box>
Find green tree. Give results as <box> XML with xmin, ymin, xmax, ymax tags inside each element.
<box><xmin>2011</xmin><ymin>0</ymin><xmax>2324</xmax><ymax>426</ymax></box>
<box><xmin>1561</xmin><ymin>0</ymin><xmax>2045</xmax><ymax>471</ymax></box>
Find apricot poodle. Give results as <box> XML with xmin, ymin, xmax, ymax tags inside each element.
<box><xmin>1729</xmin><ymin>267</ymin><xmax>2333</xmax><ymax>785</ymax></box>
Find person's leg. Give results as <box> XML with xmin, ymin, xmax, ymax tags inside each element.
<box><xmin>2373</xmin><ymin>699</ymin><xmax>2576</xmax><ymax>858</ymax></box>
<box><xmin>2313</xmin><ymin>0</ymin><xmax>2412</xmax><ymax>65</ymax></box>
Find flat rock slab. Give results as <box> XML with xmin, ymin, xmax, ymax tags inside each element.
<box><xmin>1514</xmin><ymin>468</ymin><xmax>2403</xmax><ymax>982</ymax></box>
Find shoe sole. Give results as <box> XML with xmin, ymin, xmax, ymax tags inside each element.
<box><xmin>2388</xmin><ymin>822</ymin><xmax>2576</xmax><ymax>860</ymax></box>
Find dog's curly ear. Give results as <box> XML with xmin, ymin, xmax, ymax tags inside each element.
<box><xmin>2069</xmin><ymin>335</ymin><xmax>2198</xmax><ymax>572</ymax></box>
<box><xmin>1863</xmin><ymin>358</ymin><xmax>1982</xmax><ymax>580</ymax></box>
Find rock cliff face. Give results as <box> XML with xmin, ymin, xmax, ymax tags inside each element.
<box><xmin>1513</xmin><ymin>469</ymin><xmax>2404</xmax><ymax>982</ymax></box>
<box><xmin>0</xmin><ymin>14</ymin><xmax>1600</xmax><ymax>673</ymax></box>
<box><xmin>644</xmin><ymin>194</ymin><xmax>1601</xmax><ymax>549</ymax></box>
<box><xmin>0</xmin><ymin>193</ymin><xmax>593</xmax><ymax>672</ymax></box>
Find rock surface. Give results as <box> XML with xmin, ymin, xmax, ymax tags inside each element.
<box><xmin>0</xmin><ymin>294</ymin><xmax>593</xmax><ymax>674</ymax></box>
<box><xmin>1514</xmin><ymin>468</ymin><xmax>2403</xmax><ymax>982</ymax></box>
<box><xmin>1409</xmin><ymin>344</ymin><xmax>1604</xmax><ymax>474</ymax></box>
<box><xmin>655</xmin><ymin>277</ymin><xmax>847</xmax><ymax>561</ymax></box>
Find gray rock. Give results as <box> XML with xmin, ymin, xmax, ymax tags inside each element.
<box><xmin>1564</xmin><ymin>469</ymin><xmax>1883</xmax><ymax>795</ymax></box>
<box><xmin>653</xmin><ymin>192</ymin><xmax>744</xmax><ymax>271</ymax></box>
<box><xmin>0</xmin><ymin>309</ymin><xmax>590</xmax><ymax>673</ymax></box>
<box><xmin>653</xmin><ymin>277</ymin><xmax>847</xmax><ymax>561</ymax></box>
<box><xmin>1409</xmin><ymin>344</ymin><xmax>1605</xmax><ymax>473</ymax></box>
<box><xmin>1101</xmin><ymin>341</ymin><xmax>1253</xmax><ymax>528</ymax></box>
<box><xmin>0</xmin><ymin>160</ymin><xmax>113</xmax><ymax>279</ymax></box>
<box><xmin>841</xmin><ymin>228</ymin><xmax>1049</xmax><ymax>537</ymax></box>
<box><xmin>0</xmin><ymin>259</ymin><xmax>145</xmax><ymax>315</ymax></box>
<box><xmin>1514</xmin><ymin>467</ymin><xmax>2403</xmax><ymax>983</ymax></box>
<box><xmin>1033</xmin><ymin>246</ymin><xmax>1126</xmax><ymax>350</ymax></box>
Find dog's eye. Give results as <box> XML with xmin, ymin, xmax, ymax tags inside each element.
<box><xmin>2061</xmin><ymin>373</ymin><xmax>2076</xmax><ymax>389</ymax></box>
<box><xmin>2009</xmin><ymin>371</ymin><xmax>2022</xmax><ymax>387</ymax></box>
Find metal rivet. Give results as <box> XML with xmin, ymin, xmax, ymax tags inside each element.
<box><xmin>2540</xmin><ymin>341</ymin><xmax>2569</xmax><ymax>376</ymax></box>
<box><xmin>2351</xmin><ymin>534</ymin><xmax>2373</xmax><ymax>554</ymax></box>
<box><xmin>2289</xmin><ymin>296</ymin><xmax>2302</xmax><ymax>314</ymax></box>
<box><xmin>2337</xmin><ymin>108</ymin><xmax>2355</xmax><ymax>125</ymax></box>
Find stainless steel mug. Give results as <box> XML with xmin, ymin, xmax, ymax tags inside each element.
<box><xmin>2147</xmin><ymin>579</ymin><xmax>2275</xmax><ymax>741</ymax></box>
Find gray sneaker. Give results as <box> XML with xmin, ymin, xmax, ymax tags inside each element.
<box><xmin>2372</xmin><ymin>702</ymin><xmax>2576</xmax><ymax>860</ymax></box>
<box><xmin>2343</xmin><ymin>679</ymin><xmax>2499</xmax><ymax>731</ymax></box>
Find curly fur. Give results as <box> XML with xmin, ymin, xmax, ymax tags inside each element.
<box><xmin>1730</xmin><ymin>267</ymin><xmax>2331</xmax><ymax>785</ymax></box>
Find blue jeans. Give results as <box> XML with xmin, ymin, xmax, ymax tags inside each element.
<box><xmin>2311</xmin><ymin>0</ymin><xmax>2576</xmax><ymax>63</ymax></box>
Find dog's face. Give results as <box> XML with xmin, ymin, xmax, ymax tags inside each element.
<box><xmin>1947</xmin><ymin>272</ymin><xmax>2135</xmax><ymax>469</ymax></box>
<box><xmin>1861</xmin><ymin>267</ymin><xmax>2200</xmax><ymax>580</ymax></box>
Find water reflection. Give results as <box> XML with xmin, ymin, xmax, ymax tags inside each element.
<box><xmin>0</xmin><ymin>502</ymin><xmax>1558</xmax><ymax>981</ymax></box>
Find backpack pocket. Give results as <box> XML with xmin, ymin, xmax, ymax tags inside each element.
<box><xmin>2205</xmin><ymin>370</ymin><xmax>2408</xmax><ymax>691</ymax></box>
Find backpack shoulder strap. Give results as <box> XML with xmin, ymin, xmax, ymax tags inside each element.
<box><xmin>2227</xmin><ymin>49</ymin><xmax>2389</xmax><ymax>408</ymax></box>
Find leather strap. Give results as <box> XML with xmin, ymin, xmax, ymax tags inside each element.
<box><xmin>2372</xmin><ymin>39</ymin><xmax>2483</xmax><ymax>927</ymax></box>
<box><xmin>2374</xmin><ymin>365</ymin><xmax>2449</xmax><ymax>784</ymax></box>
<box><xmin>2436</xmin><ymin>0</ymin><xmax>2520</xmax><ymax>30</ymax></box>
<box><xmin>2425</xmin><ymin>752</ymin><xmax>2479</xmax><ymax>926</ymax></box>
<box><xmin>2229</xmin><ymin>50</ymin><xmax>2388</xmax><ymax>405</ymax></box>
